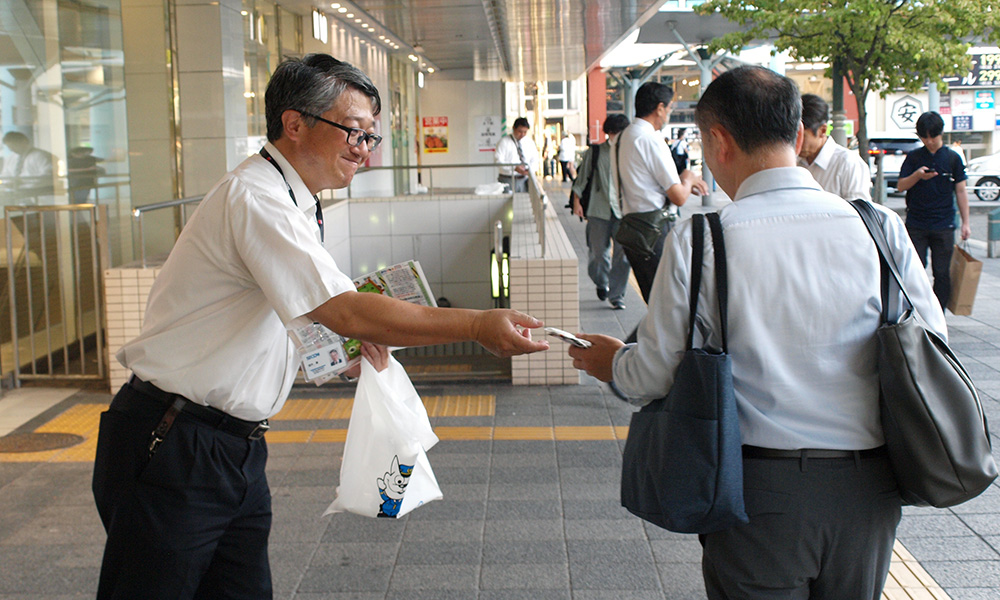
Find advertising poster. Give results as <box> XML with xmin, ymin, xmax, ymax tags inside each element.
<box><xmin>422</xmin><ymin>116</ymin><xmax>448</xmax><ymax>153</ymax></box>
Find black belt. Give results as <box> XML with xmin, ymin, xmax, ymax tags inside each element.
<box><xmin>128</xmin><ymin>376</ymin><xmax>269</xmax><ymax>441</ymax></box>
<box><xmin>742</xmin><ymin>445</ymin><xmax>887</xmax><ymax>460</ymax></box>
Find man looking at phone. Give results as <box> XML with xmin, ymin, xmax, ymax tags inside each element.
<box><xmin>896</xmin><ymin>110</ymin><xmax>970</xmax><ymax>309</ymax></box>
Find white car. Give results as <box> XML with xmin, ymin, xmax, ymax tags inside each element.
<box><xmin>966</xmin><ymin>151</ymin><xmax>1000</xmax><ymax>202</ymax></box>
<box><xmin>867</xmin><ymin>132</ymin><xmax>922</xmax><ymax>190</ymax></box>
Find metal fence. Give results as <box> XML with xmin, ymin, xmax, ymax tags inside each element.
<box><xmin>3</xmin><ymin>204</ymin><xmax>109</xmax><ymax>386</ymax></box>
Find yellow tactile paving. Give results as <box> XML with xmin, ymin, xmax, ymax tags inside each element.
<box><xmin>0</xmin><ymin>400</ymin><xmax>960</xmax><ymax>599</ymax></box>
<box><xmin>270</xmin><ymin>395</ymin><xmax>495</xmax><ymax>421</ymax></box>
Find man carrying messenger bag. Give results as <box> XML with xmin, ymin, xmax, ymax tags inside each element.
<box><xmin>612</xmin><ymin>82</ymin><xmax>707</xmax><ymax>304</ymax></box>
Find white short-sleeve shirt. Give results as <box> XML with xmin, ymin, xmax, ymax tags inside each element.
<box><xmin>117</xmin><ymin>143</ymin><xmax>356</xmax><ymax>421</ymax></box>
<box><xmin>612</xmin><ymin>119</ymin><xmax>681</xmax><ymax>214</ymax></box>
<box><xmin>800</xmin><ymin>136</ymin><xmax>872</xmax><ymax>201</ymax></box>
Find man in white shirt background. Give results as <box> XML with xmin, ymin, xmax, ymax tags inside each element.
<box><xmin>1</xmin><ymin>131</ymin><xmax>56</xmax><ymax>194</ymax></box>
<box><xmin>571</xmin><ymin>65</ymin><xmax>943</xmax><ymax>599</ymax></box>
<box><xmin>558</xmin><ymin>130</ymin><xmax>577</xmax><ymax>182</ymax></box>
<box><xmin>494</xmin><ymin>117</ymin><xmax>539</xmax><ymax>192</ymax></box>
<box><xmin>797</xmin><ymin>94</ymin><xmax>872</xmax><ymax>201</ymax></box>
<box><xmin>92</xmin><ymin>54</ymin><xmax>549</xmax><ymax>599</ymax></box>
<box><xmin>612</xmin><ymin>81</ymin><xmax>708</xmax><ymax>303</ymax></box>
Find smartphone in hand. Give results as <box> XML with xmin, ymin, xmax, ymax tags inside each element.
<box><xmin>545</xmin><ymin>327</ymin><xmax>592</xmax><ymax>348</ymax></box>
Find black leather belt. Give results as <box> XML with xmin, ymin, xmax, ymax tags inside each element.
<box><xmin>742</xmin><ymin>445</ymin><xmax>887</xmax><ymax>460</ymax></box>
<box><xmin>128</xmin><ymin>376</ymin><xmax>269</xmax><ymax>441</ymax></box>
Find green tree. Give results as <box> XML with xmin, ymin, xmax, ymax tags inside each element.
<box><xmin>695</xmin><ymin>0</ymin><xmax>1000</xmax><ymax>160</ymax></box>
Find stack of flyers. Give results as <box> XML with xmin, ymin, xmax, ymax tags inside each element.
<box><xmin>294</xmin><ymin>260</ymin><xmax>436</xmax><ymax>385</ymax></box>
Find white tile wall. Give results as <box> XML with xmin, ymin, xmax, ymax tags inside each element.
<box><xmin>175</xmin><ymin>5</ymin><xmax>223</xmax><ymax>73</ymax></box>
<box><xmin>105</xmin><ymin>265</ymin><xmax>161</xmax><ymax>392</ymax></box>
<box><xmin>390</xmin><ymin>201</ymin><xmax>440</xmax><ymax>235</ymax></box>
<box><xmin>102</xmin><ymin>192</ymin><xmax>578</xmax><ymax>389</ymax></box>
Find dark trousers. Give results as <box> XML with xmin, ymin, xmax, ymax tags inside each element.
<box><xmin>700</xmin><ymin>453</ymin><xmax>901</xmax><ymax>599</ymax></box>
<box><xmin>92</xmin><ymin>384</ymin><xmax>272</xmax><ymax>599</ymax></box>
<box><xmin>906</xmin><ymin>226</ymin><xmax>955</xmax><ymax>310</ymax></box>
<box><xmin>622</xmin><ymin>220</ymin><xmax>671</xmax><ymax>304</ymax></box>
<box><xmin>498</xmin><ymin>174</ymin><xmax>528</xmax><ymax>193</ymax></box>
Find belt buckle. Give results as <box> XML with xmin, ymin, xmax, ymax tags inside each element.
<box><xmin>248</xmin><ymin>419</ymin><xmax>269</xmax><ymax>440</ymax></box>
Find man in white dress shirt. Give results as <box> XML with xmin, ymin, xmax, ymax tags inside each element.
<box><xmin>495</xmin><ymin>117</ymin><xmax>539</xmax><ymax>192</ymax></box>
<box><xmin>571</xmin><ymin>66</ymin><xmax>943</xmax><ymax>599</ymax></box>
<box><xmin>92</xmin><ymin>54</ymin><xmax>549</xmax><ymax>600</ymax></box>
<box><xmin>798</xmin><ymin>94</ymin><xmax>872</xmax><ymax>201</ymax></box>
<box><xmin>1</xmin><ymin>132</ymin><xmax>56</xmax><ymax>194</ymax></box>
<box><xmin>613</xmin><ymin>81</ymin><xmax>707</xmax><ymax>303</ymax></box>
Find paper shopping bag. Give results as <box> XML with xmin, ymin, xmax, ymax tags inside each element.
<box><xmin>324</xmin><ymin>356</ymin><xmax>442</xmax><ymax>518</ymax></box>
<box><xmin>947</xmin><ymin>244</ymin><xmax>982</xmax><ymax>316</ymax></box>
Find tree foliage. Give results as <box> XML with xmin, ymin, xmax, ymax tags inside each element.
<box><xmin>694</xmin><ymin>0</ymin><xmax>1000</xmax><ymax>157</ymax></box>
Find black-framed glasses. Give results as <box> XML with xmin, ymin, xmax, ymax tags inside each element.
<box><xmin>299</xmin><ymin>111</ymin><xmax>382</xmax><ymax>151</ymax></box>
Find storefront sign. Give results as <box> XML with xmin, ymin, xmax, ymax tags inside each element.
<box><xmin>975</xmin><ymin>90</ymin><xmax>995</xmax><ymax>110</ymax></box>
<box><xmin>953</xmin><ymin>115</ymin><xmax>973</xmax><ymax>131</ymax></box>
<box><xmin>891</xmin><ymin>95</ymin><xmax>922</xmax><ymax>130</ymax></box>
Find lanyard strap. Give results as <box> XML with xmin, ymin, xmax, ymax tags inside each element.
<box><xmin>259</xmin><ymin>148</ymin><xmax>324</xmax><ymax>243</ymax></box>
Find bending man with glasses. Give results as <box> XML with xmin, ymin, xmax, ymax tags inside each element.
<box><xmin>92</xmin><ymin>53</ymin><xmax>549</xmax><ymax>599</ymax></box>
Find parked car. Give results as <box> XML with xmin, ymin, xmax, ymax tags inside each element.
<box><xmin>867</xmin><ymin>132</ymin><xmax>922</xmax><ymax>191</ymax></box>
<box><xmin>966</xmin><ymin>151</ymin><xmax>1000</xmax><ymax>202</ymax></box>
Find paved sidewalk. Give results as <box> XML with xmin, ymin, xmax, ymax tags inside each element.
<box><xmin>0</xmin><ymin>184</ymin><xmax>997</xmax><ymax>599</ymax></box>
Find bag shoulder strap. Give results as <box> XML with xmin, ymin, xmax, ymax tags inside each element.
<box><xmin>687</xmin><ymin>215</ymin><xmax>705</xmax><ymax>350</ymax></box>
<box><xmin>707</xmin><ymin>212</ymin><xmax>728</xmax><ymax>353</ymax></box>
<box><xmin>686</xmin><ymin>213</ymin><xmax>728</xmax><ymax>352</ymax></box>
<box><xmin>849</xmin><ymin>199</ymin><xmax>914</xmax><ymax>322</ymax></box>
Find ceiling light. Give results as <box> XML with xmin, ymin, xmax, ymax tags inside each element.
<box><xmin>346</xmin><ymin>13</ymin><xmax>354</xmax><ymax>17</ymax></box>
<box><xmin>337</xmin><ymin>7</ymin><xmax>347</xmax><ymax>13</ymax></box>
<box><xmin>330</xmin><ymin>2</ymin><xmax>340</xmax><ymax>7</ymax></box>
<box><xmin>427</xmin><ymin>68</ymin><xmax>435</xmax><ymax>73</ymax></box>
<box><xmin>354</xmin><ymin>18</ymin><xmax>361</xmax><ymax>22</ymax></box>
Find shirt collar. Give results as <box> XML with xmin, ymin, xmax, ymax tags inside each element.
<box><xmin>812</xmin><ymin>136</ymin><xmax>837</xmax><ymax>169</ymax></box>
<box><xmin>634</xmin><ymin>118</ymin><xmax>657</xmax><ymax>134</ymax></box>
<box><xmin>261</xmin><ymin>142</ymin><xmax>315</xmax><ymax>214</ymax></box>
<box><xmin>734</xmin><ymin>166</ymin><xmax>824</xmax><ymax>201</ymax></box>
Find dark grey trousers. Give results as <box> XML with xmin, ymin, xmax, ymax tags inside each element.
<box><xmin>700</xmin><ymin>453</ymin><xmax>901</xmax><ymax>599</ymax></box>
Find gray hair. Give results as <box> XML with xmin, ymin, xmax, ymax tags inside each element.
<box><xmin>265</xmin><ymin>54</ymin><xmax>381</xmax><ymax>142</ymax></box>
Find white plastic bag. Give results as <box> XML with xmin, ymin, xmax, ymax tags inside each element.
<box><xmin>324</xmin><ymin>356</ymin><xmax>442</xmax><ymax>518</ymax></box>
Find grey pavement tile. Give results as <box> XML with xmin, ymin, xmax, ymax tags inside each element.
<box><xmin>897</xmin><ymin>513</ymin><xmax>975</xmax><ymax>538</ymax></box>
<box><xmin>958</xmin><ymin>512</ymin><xmax>1000</xmax><ymax>537</ymax></box>
<box><xmin>291</xmin><ymin>594</ymin><xmax>383</xmax><ymax>600</ymax></box>
<box><xmin>434</xmin><ymin>466</ymin><xmax>490</xmax><ymax>485</ymax></box>
<box><xmin>429</xmin><ymin>452</ymin><xmax>490</xmax><ymax>468</ymax></box>
<box><xmin>558</xmin><ymin>466</ymin><xmax>621</xmax><ymax>484</ymax></box>
<box><xmin>307</xmin><ymin>542</ymin><xmax>400</xmax><ymax>566</ymax></box>
<box><xmin>487</xmin><ymin>482</ymin><xmax>560</xmax><ymax>501</ymax></box>
<box><xmin>573</xmin><ymin>593</ymin><xmax>671</xmax><ymax>600</ymax></box>
<box><xmin>649</xmin><ymin>538</ymin><xmax>705</xmax><ymax>564</ymax></box>
<box><xmin>280</xmin><ymin>468</ymin><xmax>339</xmax><ymax>487</ymax></box>
<box><xmin>402</xmin><ymin>519</ymin><xmax>483</xmax><ymax>543</ymax></box>
<box><xmin>902</xmin><ymin>535</ymin><xmax>1000</xmax><ymax>561</ymax></box>
<box><xmin>479</xmin><ymin>590</ymin><xmax>571</xmax><ymax>600</ymax></box>
<box><xmin>494</xmin><ymin>408</ymin><xmax>553</xmax><ymax>421</ymax></box>
<box><xmin>482</xmin><ymin>540</ymin><xmax>567</xmax><ymax>564</ymax></box>
<box><xmin>486</xmin><ymin>499</ymin><xmax>563</xmax><ymax>520</ymax></box>
<box><xmin>439</xmin><ymin>483</ymin><xmax>488</xmax><ymax>501</ymax></box>
<box><xmin>480</xmin><ymin>563</ymin><xmax>569</xmax><ymax>590</ymax></box>
<box><xmin>385</xmin><ymin>592</ymin><xmax>480</xmax><ymax>600</ymax></box>
<box><xmin>299</xmin><ymin>441</ymin><xmax>346</xmax><ymax>456</ymax></box>
<box><xmin>490</xmin><ymin>453</ymin><xmax>557</xmax><ymax>469</ymax></box>
<box><xmin>322</xmin><ymin>514</ymin><xmax>406</xmax><ymax>544</ymax></box>
<box><xmin>53</xmin><ymin>543</ymin><xmax>104</xmax><ymax>568</ymax></box>
<box><xmin>483</xmin><ymin>519</ymin><xmax>565</xmax><ymax>541</ymax></box>
<box><xmin>564</xmin><ymin>518</ymin><xmax>648</xmax><ymax>541</ymax></box>
<box><xmin>395</xmin><ymin>541</ymin><xmax>482</xmax><ymax>565</ymax></box>
<box><xmin>489</xmin><ymin>465</ymin><xmax>559</xmax><ymax>485</ymax></box>
<box><xmin>562</xmin><ymin>498</ymin><xmax>632</xmax><ymax>521</ymax></box>
<box><xmin>491</xmin><ymin>440</ymin><xmax>555</xmax><ymax>454</ymax></box>
<box><xmin>432</xmin><ymin>440</ymin><xmax>492</xmax><ymax>454</ymax></box>
<box><xmin>949</xmin><ymin>484</ymin><xmax>1000</xmax><ymax>514</ymax></box>
<box><xmin>920</xmin><ymin>559</ymin><xmax>1000</xmax><ymax>588</ymax></box>
<box><xmin>269</xmin><ymin>542</ymin><xmax>315</xmax><ymax>597</ymax></box>
<box><xmin>657</xmin><ymin>564</ymin><xmax>709</xmax><ymax>598</ymax></box>
<box><xmin>946</xmin><ymin>589</ymin><xmax>1000</xmax><ymax>600</ymax></box>
<box><xmin>272</xmin><ymin>485</ymin><xmax>337</xmax><ymax>505</ymax></box>
<box><xmin>551</xmin><ymin>410</ymin><xmax>615</xmax><ymax>427</ymax></box>
<box><xmin>404</xmin><ymin>499</ymin><xmax>486</xmax><ymax>521</ymax></box>
<box><xmin>566</xmin><ymin>539</ymin><xmax>661</xmax><ymax>591</ymax></box>
<box><xmin>2</xmin><ymin>505</ymin><xmax>104</xmax><ymax>546</ymax></box>
<box><xmin>555</xmin><ymin>440</ymin><xmax>623</xmax><ymax>467</ymax></box>
<box><xmin>296</xmin><ymin>563</ymin><xmax>390</xmax><ymax>593</ymax></box>
<box><xmin>386</xmin><ymin>564</ymin><xmax>478</xmax><ymax>591</ymax></box>
<box><xmin>560</xmin><ymin>482</ymin><xmax>619</xmax><ymax>501</ymax></box>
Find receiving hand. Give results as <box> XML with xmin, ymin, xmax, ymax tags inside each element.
<box><xmin>916</xmin><ymin>166</ymin><xmax>939</xmax><ymax>180</ymax></box>
<box><xmin>472</xmin><ymin>310</ymin><xmax>549</xmax><ymax>357</ymax></box>
<box><xmin>567</xmin><ymin>334</ymin><xmax>625</xmax><ymax>383</ymax></box>
<box><xmin>360</xmin><ymin>342</ymin><xmax>390</xmax><ymax>372</ymax></box>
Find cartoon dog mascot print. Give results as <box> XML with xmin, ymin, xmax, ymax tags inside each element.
<box><xmin>377</xmin><ymin>455</ymin><xmax>413</xmax><ymax>517</ymax></box>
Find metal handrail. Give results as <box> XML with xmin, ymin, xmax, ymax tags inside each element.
<box><xmin>131</xmin><ymin>196</ymin><xmax>203</xmax><ymax>267</ymax></box>
<box><xmin>347</xmin><ymin>162</ymin><xmax>524</xmax><ymax>198</ymax></box>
